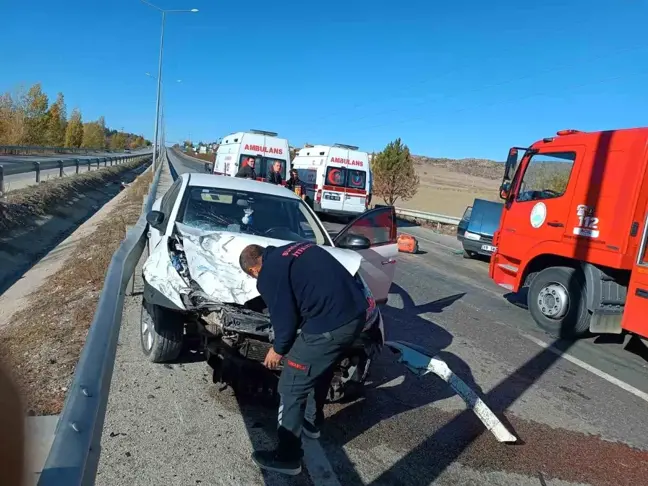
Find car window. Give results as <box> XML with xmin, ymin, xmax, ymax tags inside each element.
<box><xmin>336</xmin><ymin>207</ymin><xmax>397</xmax><ymax>247</ymax></box>
<box><xmin>346</xmin><ymin>169</ymin><xmax>366</xmax><ymax>190</ymax></box>
<box><xmin>516</xmin><ymin>151</ymin><xmax>576</xmax><ymax>202</ymax></box>
<box><xmin>160</xmin><ymin>179</ymin><xmax>183</xmax><ymax>233</ymax></box>
<box><xmin>178</xmin><ymin>186</ymin><xmax>328</xmax><ymax>244</ymax></box>
<box><xmin>326</xmin><ymin>166</ymin><xmax>346</xmax><ymax>187</ymax></box>
<box><xmin>239</xmin><ymin>155</ymin><xmax>288</xmax><ymax>179</ymax></box>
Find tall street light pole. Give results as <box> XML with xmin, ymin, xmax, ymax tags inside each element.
<box><xmin>141</xmin><ymin>1</ymin><xmax>197</xmax><ymax>171</ymax></box>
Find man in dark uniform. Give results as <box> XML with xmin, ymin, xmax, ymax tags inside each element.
<box><xmin>239</xmin><ymin>242</ymin><xmax>369</xmax><ymax>476</ymax></box>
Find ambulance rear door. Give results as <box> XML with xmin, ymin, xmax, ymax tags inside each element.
<box><xmin>342</xmin><ymin>151</ymin><xmax>369</xmax><ymax>215</ymax></box>
<box><xmin>321</xmin><ymin>147</ymin><xmax>347</xmax><ymax>213</ymax></box>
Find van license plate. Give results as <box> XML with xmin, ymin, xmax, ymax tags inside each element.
<box><xmin>325</xmin><ymin>194</ymin><xmax>340</xmax><ymax>201</ymax></box>
<box><xmin>481</xmin><ymin>244</ymin><xmax>496</xmax><ymax>252</ymax></box>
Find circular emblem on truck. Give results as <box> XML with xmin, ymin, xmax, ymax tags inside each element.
<box><xmin>530</xmin><ymin>202</ymin><xmax>547</xmax><ymax>228</ymax></box>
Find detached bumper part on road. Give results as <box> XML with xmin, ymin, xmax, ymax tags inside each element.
<box><xmin>385</xmin><ymin>340</ymin><xmax>517</xmax><ymax>444</ymax></box>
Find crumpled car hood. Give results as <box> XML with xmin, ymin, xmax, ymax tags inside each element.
<box><xmin>143</xmin><ymin>222</ymin><xmax>363</xmax><ymax>309</ymax></box>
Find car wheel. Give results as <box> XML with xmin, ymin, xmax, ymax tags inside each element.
<box><xmin>527</xmin><ymin>266</ymin><xmax>591</xmax><ymax>339</ymax></box>
<box><xmin>140</xmin><ymin>299</ymin><xmax>185</xmax><ymax>363</ymax></box>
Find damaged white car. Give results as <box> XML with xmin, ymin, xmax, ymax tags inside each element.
<box><xmin>141</xmin><ymin>173</ymin><xmax>397</xmax><ymax>401</ymax></box>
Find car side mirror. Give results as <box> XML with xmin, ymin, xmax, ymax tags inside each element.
<box><xmin>204</xmin><ymin>162</ymin><xmax>213</xmax><ymax>173</ymax></box>
<box><xmin>336</xmin><ymin>233</ymin><xmax>371</xmax><ymax>250</ymax></box>
<box><xmin>146</xmin><ymin>210</ymin><xmax>165</xmax><ymax>230</ymax></box>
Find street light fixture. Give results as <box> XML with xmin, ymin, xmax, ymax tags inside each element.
<box><xmin>141</xmin><ymin>0</ymin><xmax>197</xmax><ymax>171</ymax></box>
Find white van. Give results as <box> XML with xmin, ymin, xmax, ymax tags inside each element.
<box><xmin>292</xmin><ymin>143</ymin><xmax>372</xmax><ymax>218</ymax></box>
<box><xmin>211</xmin><ymin>129</ymin><xmax>290</xmax><ymax>182</ymax></box>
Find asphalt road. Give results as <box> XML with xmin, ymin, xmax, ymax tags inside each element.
<box><xmin>0</xmin><ymin>148</ymin><xmax>151</xmax><ymax>193</ymax></box>
<box><xmin>97</xmin><ymin>152</ymin><xmax>648</xmax><ymax>486</ymax></box>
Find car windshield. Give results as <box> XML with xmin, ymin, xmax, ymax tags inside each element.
<box><xmin>178</xmin><ymin>185</ymin><xmax>329</xmax><ymax>245</ymax></box>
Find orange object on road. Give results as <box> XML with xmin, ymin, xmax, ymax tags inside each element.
<box><xmin>398</xmin><ymin>233</ymin><xmax>419</xmax><ymax>254</ymax></box>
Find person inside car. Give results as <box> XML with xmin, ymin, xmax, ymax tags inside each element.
<box><xmin>236</xmin><ymin>157</ymin><xmax>257</xmax><ymax>179</ymax></box>
<box><xmin>266</xmin><ymin>160</ymin><xmax>283</xmax><ymax>185</ymax></box>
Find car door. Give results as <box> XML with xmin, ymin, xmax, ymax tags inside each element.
<box><xmin>148</xmin><ymin>178</ymin><xmax>183</xmax><ymax>251</ymax></box>
<box><xmin>621</xmin><ymin>208</ymin><xmax>648</xmax><ymax>337</ymax></box>
<box><xmin>333</xmin><ymin>206</ymin><xmax>398</xmax><ymax>305</ymax></box>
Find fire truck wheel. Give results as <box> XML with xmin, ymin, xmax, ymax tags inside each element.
<box><xmin>528</xmin><ymin>266</ymin><xmax>591</xmax><ymax>339</ymax></box>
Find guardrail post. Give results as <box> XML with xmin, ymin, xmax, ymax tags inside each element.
<box><xmin>58</xmin><ymin>160</ymin><xmax>64</xmax><ymax>178</ymax></box>
<box><xmin>104</xmin><ymin>158</ymin><xmax>107</xmax><ymax>167</ymax></box>
<box><xmin>0</xmin><ymin>165</ymin><xmax>4</xmax><ymax>195</ymax></box>
<box><xmin>96</xmin><ymin>159</ymin><xmax>101</xmax><ymax>170</ymax></box>
<box><xmin>75</xmin><ymin>159</ymin><xmax>80</xmax><ymax>174</ymax></box>
<box><xmin>34</xmin><ymin>162</ymin><xmax>41</xmax><ymax>183</ymax></box>
<box><xmin>87</xmin><ymin>160</ymin><xmax>92</xmax><ymax>172</ymax></box>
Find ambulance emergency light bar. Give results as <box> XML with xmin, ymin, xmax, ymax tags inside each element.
<box><xmin>333</xmin><ymin>143</ymin><xmax>360</xmax><ymax>150</ymax></box>
<box><xmin>249</xmin><ymin>129</ymin><xmax>279</xmax><ymax>137</ymax></box>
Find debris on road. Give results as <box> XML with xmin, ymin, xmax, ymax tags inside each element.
<box><xmin>385</xmin><ymin>340</ymin><xmax>518</xmax><ymax>443</ymax></box>
<box><xmin>397</xmin><ymin>233</ymin><xmax>419</xmax><ymax>253</ymax></box>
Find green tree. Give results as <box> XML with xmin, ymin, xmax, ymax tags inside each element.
<box><xmin>46</xmin><ymin>92</ymin><xmax>66</xmax><ymax>146</ymax></box>
<box><xmin>110</xmin><ymin>131</ymin><xmax>127</xmax><ymax>150</ymax></box>
<box><xmin>22</xmin><ymin>83</ymin><xmax>49</xmax><ymax>146</ymax></box>
<box><xmin>82</xmin><ymin>121</ymin><xmax>105</xmax><ymax>149</ymax></box>
<box><xmin>371</xmin><ymin>138</ymin><xmax>420</xmax><ymax>206</ymax></box>
<box><xmin>65</xmin><ymin>108</ymin><xmax>84</xmax><ymax>147</ymax></box>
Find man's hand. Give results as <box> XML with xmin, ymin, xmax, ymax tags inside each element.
<box><xmin>264</xmin><ymin>348</ymin><xmax>283</xmax><ymax>369</ymax></box>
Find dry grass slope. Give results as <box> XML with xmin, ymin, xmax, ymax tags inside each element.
<box><xmin>0</xmin><ymin>168</ymin><xmax>153</xmax><ymax>415</ymax></box>
<box><xmin>0</xmin><ymin>159</ymin><xmax>149</xmax><ymax>233</ymax></box>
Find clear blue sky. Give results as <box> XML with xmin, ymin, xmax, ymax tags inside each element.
<box><xmin>1</xmin><ymin>0</ymin><xmax>647</xmax><ymax>160</ymax></box>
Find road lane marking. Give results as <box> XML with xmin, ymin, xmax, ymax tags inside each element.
<box><xmin>302</xmin><ymin>437</ymin><xmax>342</xmax><ymax>486</ymax></box>
<box><xmin>521</xmin><ymin>333</ymin><xmax>648</xmax><ymax>404</ymax></box>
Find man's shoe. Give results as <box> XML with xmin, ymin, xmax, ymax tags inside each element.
<box><xmin>302</xmin><ymin>420</ymin><xmax>321</xmax><ymax>439</ymax></box>
<box><xmin>251</xmin><ymin>450</ymin><xmax>302</xmax><ymax>476</ymax></box>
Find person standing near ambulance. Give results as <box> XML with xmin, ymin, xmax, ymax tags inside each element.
<box><xmin>238</xmin><ymin>242</ymin><xmax>369</xmax><ymax>476</ymax></box>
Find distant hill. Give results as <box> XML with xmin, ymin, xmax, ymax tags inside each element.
<box><xmin>412</xmin><ymin>155</ymin><xmax>504</xmax><ymax>181</ymax></box>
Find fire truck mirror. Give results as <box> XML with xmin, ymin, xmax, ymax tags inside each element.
<box><xmin>499</xmin><ymin>181</ymin><xmax>511</xmax><ymax>200</ymax></box>
<box><xmin>504</xmin><ymin>148</ymin><xmax>518</xmax><ymax>180</ymax></box>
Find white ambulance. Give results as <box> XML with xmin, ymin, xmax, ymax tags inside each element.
<box><xmin>210</xmin><ymin>129</ymin><xmax>291</xmax><ymax>182</ymax></box>
<box><xmin>292</xmin><ymin>143</ymin><xmax>372</xmax><ymax>218</ymax></box>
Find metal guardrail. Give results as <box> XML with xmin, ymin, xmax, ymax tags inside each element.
<box><xmin>394</xmin><ymin>207</ymin><xmax>462</xmax><ymax>226</ymax></box>
<box><xmin>36</xmin><ymin>150</ymin><xmax>164</xmax><ymax>486</ymax></box>
<box><xmin>0</xmin><ymin>152</ymin><xmax>153</xmax><ymax>194</ymax></box>
<box><xmin>0</xmin><ymin>145</ymin><xmax>144</xmax><ymax>156</ymax></box>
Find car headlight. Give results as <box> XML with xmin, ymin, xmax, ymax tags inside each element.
<box><xmin>464</xmin><ymin>231</ymin><xmax>481</xmax><ymax>241</ymax></box>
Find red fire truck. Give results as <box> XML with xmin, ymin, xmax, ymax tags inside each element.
<box><xmin>489</xmin><ymin>127</ymin><xmax>648</xmax><ymax>342</ymax></box>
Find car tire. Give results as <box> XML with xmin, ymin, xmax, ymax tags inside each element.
<box><xmin>527</xmin><ymin>266</ymin><xmax>591</xmax><ymax>339</ymax></box>
<box><xmin>463</xmin><ymin>249</ymin><xmax>475</xmax><ymax>259</ymax></box>
<box><xmin>140</xmin><ymin>299</ymin><xmax>185</xmax><ymax>363</ymax></box>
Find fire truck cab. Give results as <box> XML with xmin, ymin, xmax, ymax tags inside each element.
<box><xmin>211</xmin><ymin>129</ymin><xmax>290</xmax><ymax>182</ymax></box>
<box><xmin>292</xmin><ymin>143</ymin><xmax>372</xmax><ymax>218</ymax></box>
<box><xmin>490</xmin><ymin>127</ymin><xmax>648</xmax><ymax>341</ymax></box>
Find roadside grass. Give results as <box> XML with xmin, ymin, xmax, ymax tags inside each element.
<box><xmin>0</xmin><ymin>168</ymin><xmax>153</xmax><ymax>415</ymax></box>
<box><xmin>0</xmin><ymin>158</ymin><xmax>149</xmax><ymax>233</ymax></box>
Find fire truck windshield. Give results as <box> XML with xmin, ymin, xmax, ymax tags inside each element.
<box><xmin>515</xmin><ymin>151</ymin><xmax>576</xmax><ymax>202</ymax></box>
